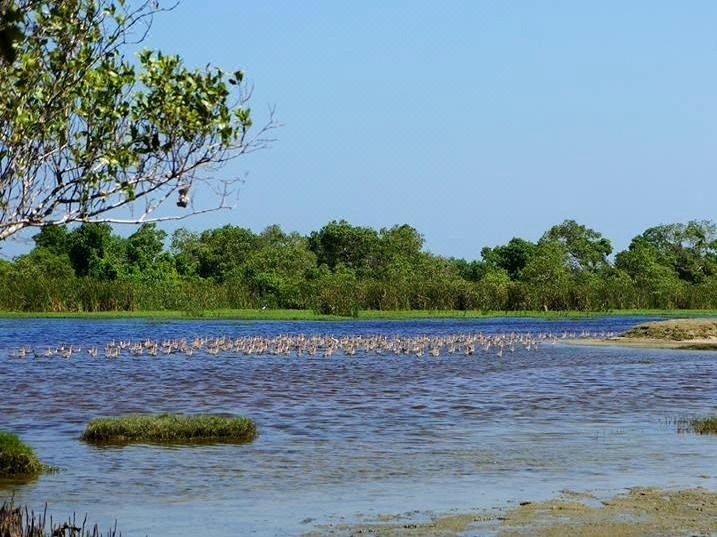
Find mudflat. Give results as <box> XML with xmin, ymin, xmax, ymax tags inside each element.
<box><xmin>303</xmin><ymin>487</ymin><xmax>717</xmax><ymax>536</ymax></box>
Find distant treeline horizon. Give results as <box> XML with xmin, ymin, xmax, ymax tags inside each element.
<box><xmin>2</xmin><ymin>218</ymin><xmax>717</xmax><ymax>314</ymax></box>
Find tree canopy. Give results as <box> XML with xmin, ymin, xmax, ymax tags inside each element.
<box><xmin>0</xmin><ymin>0</ymin><xmax>273</xmax><ymax>241</ymax></box>
<box><xmin>540</xmin><ymin>219</ymin><xmax>612</xmax><ymax>272</ymax></box>
<box><xmin>4</xmin><ymin>218</ymin><xmax>717</xmax><ymax>314</ymax></box>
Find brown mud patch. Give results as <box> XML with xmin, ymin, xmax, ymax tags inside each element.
<box><xmin>304</xmin><ymin>487</ymin><xmax>717</xmax><ymax>537</ymax></box>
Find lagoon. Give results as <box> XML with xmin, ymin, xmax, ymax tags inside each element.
<box><xmin>1</xmin><ymin>317</ymin><xmax>716</xmax><ymax>535</ymax></box>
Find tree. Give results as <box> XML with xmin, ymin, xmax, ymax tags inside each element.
<box><xmin>378</xmin><ymin>224</ymin><xmax>424</xmax><ymax>260</ymax></box>
<box><xmin>0</xmin><ymin>2</ymin><xmax>24</xmax><ymax>64</ymax></box>
<box><xmin>540</xmin><ymin>219</ymin><xmax>612</xmax><ymax>272</ymax></box>
<box><xmin>12</xmin><ymin>246</ymin><xmax>75</xmax><ymax>279</ymax></box>
<box><xmin>308</xmin><ymin>220</ymin><xmax>380</xmax><ymax>273</ymax></box>
<box><xmin>475</xmin><ymin>268</ymin><xmax>511</xmax><ymax>310</ymax></box>
<box><xmin>520</xmin><ymin>241</ymin><xmax>571</xmax><ymax>310</ymax></box>
<box><xmin>450</xmin><ymin>257</ymin><xmax>487</xmax><ymax>282</ymax></box>
<box><xmin>241</xmin><ymin>226</ymin><xmax>317</xmax><ymax>308</ymax></box>
<box><xmin>0</xmin><ymin>0</ymin><xmax>274</xmax><ymax>241</ymax></box>
<box><xmin>125</xmin><ymin>222</ymin><xmax>174</xmax><ymax>278</ymax></box>
<box><xmin>32</xmin><ymin>223</ymin><xmax>70</xmax><ymax>255</ymax></box>
<box><xmin>481</xmin><ymin>237</ymin><xmax>536</xmax><ymax>280</ymax></box>
<box><xmin>171</xmin><ymin>225</ymin><xmax>257</xmax><ymax>281</ymax></box>
<box><xmin>633</xmin><ymin>220</ymin><xmax>717</xmax><ymax>283</ymax></box>
<box><xmin>614</xmin><ymin>237</ymin><xmax>685</xmax><ymax>307</ymax></box>
<box><xmin>67</xmin><ymin>222</ymin><xmax>126</xmax><ymax>279</ymax></box>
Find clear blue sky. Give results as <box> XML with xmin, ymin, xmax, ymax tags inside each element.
<box><xmin>9</xmin><ymin>1</ymin><xmax>717</xmax><ymax>259</ymax></box>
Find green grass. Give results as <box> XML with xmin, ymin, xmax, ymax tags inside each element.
<box><xmin>2</xmin><ymin>307</ymin><xmax>717</xmax><ymax>321</ymax></box>
<box><xmin>81</xmin><ymin>413</ymin><xmax>258</xmax><ymax>445</ymax></box>
<box><xmin>687</xmin><ymin>416</ymin><xmax>717</xmax><ymax>434</ymax></box>
<box><xmin>0</xmin><ymin>431</ymin><xmax>43</xmax><ymax>479</ymax></box>
<box><xmin>0</xmin><ymin>308</ymin><xmax>345</xmax><ymax>320</ymax></box>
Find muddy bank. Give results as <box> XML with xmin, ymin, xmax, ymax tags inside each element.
<box><xmin>304</xmin><ymin>487</ymin><xmax>717</xmax><ymax>536</ymax></box>
<box><xmin>568</xmin><ymin>318</ymin><xmax>717</xmax><ymax>350</ymax></box>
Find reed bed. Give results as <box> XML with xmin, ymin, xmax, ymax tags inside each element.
<box><xmin>6</xmin><ymin>330</ymin><xmax>611</xmax><ymax>361</ymax></box>
<box><xmin>0</xmin><ymin>432</ymin><xmax>42</xmax><ymax>480</ymax></box>
<box><xmin>0</xmin><ymin>499</ymin><xmax>121</xmax><ymax>537</ymax></box>
<box><xmin>81</xmin><ymin>414</ymin><xmax>257</xmax><ymax>445</ymax></box>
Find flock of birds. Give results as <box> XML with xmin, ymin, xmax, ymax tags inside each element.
<box><xmin>5</xmin><ymin>331</ymin><xmax>615</xmax><ymax>360</ymax></box>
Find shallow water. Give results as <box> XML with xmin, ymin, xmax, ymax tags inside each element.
<box><xmin>0</xmin><ymin>317</ymin><xmax>716</xmax><ymax>536</ymax></box>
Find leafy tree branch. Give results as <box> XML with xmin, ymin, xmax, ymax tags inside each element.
<box><xmin>0</xmin><ymin>0</ymin><xmax>276</xmax><ymax>240</ymax></box>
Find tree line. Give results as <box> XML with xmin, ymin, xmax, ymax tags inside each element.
<box><xmin>2</xmin><ymin>218</ymin><xmax>717</xmax><ymax>314</ymax></box>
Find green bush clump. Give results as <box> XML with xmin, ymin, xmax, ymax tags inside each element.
<box><xmin>81</xmin><ymin>413</ymin><xmax>258</xmax><ymax>445</ymax></box>
<box><xmin>0</xmin><ymin>431</ymin><xmax>42</xmax><ymax>479</ymax></box>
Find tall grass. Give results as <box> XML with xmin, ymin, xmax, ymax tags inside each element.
<box><xmin>3</xmin><ymin>308</ymin><xmax>717</xmax><ymax>321</ymax></box>
<box><xmin>0</xmin><ymin>500</ymin><xmax>121</xmax><ymax>537</ymax></box>
<box><xmin>4</xmin><ymin>273</ymin><xmax>717</xmax><ymax>315</ymax></box>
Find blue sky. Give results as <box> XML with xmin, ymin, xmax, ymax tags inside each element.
<box><xmin>8</xmin><ymin>1</ymin><xmax>717</xmax><ymax>259</ymax></box>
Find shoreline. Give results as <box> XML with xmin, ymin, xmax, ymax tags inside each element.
<box><xmin>566</xmin><ymin>317</ymin><xmax>717</xmax><ymax>350</ymax></box>
<box><xmin>303</xmin><ymin>486</ymin><xmax>717</xmax><ymax>536</ymax></box>
<box><xmin>1</xmin><ymin>308</ymin><xmax>717</xmax><ymax>322</ymax></box>
<box><xmin>564</xmin><ymin>336</ymin><xmax>717</xmax><ymax>350</ymax></box>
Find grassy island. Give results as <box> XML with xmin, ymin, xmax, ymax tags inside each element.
<box><xmin>81</xmin><ymin>414</ymin><xmax>257</xmax><ymax>445</ymax></box>
<box><xmin>0</xmin><ymin>431</ymin><xmax>43</xmax><ymax>480</ymax></box>
<box><xmin>622</xmin><ymin>318</ymin><xmax>717</xmax><ymax>341</ymax></box>
<box><xmin>568</xmin><ymin>318</ymin><xmax>717</xmax><ymax>350</ymax></box>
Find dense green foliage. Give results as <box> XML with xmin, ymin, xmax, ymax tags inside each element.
<box><xmin>3</xmin><ymin>218</ymin><xmax>717</xmax><ymax>314</ymax></box>
<box><xmin>0</xmin><ymin>430</ymin><xmax>42</xmax><ymax>479</ymax></box>
<box><xmin>81</xmin><ymin>414</ymin><xmax>257</xmax><ymax>444</ymax></box>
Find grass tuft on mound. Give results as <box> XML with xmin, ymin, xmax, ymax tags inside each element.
<box><xmin>0</xmin><ymin>431</ymin><xmax>43</xmax><ymax>479</ymax></box>
<box><xmin>688</xmin><ymin>416</ymin><xmax>717</xmax><ymax>435</ymax></box>
<box><xmin>80</xmin><ymin>413</ymin><xmax>257</xmax><ymax>445</ymax></box>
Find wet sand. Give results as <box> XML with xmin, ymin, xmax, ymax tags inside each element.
<box><xmin>304</xmin><ymin>487</ymin><xmax>717</xmax><ymax>536</ymax></box>
<box><xmin>565</xmin><ymin>336</ymin><xmax>717</xmax><ymax>350</ymax></box>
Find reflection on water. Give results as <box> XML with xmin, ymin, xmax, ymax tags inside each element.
<box><xmin>0</xmin><ymin>317</ymin><xmax>716</xmax><ymax>536</ymax></box>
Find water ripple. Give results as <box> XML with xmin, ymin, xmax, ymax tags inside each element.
<box><xmin>0</xmin><ymin>317</ymin><xmax>715</xmax><ymax>536</ymax></box>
